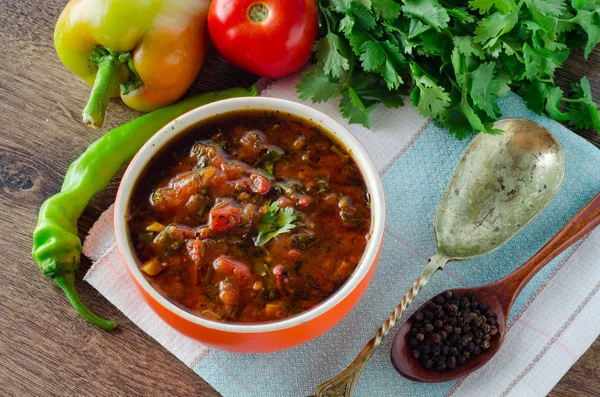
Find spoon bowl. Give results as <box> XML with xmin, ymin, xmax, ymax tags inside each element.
<box><xmin>435</xmin><ymin>118</ymin><xmax>566</xmax><ymax>260</ymax></box>
<box><xmin>391</xmin><ymin>192</ymin><xmax>600</xmax><ymax>382</ymax></box>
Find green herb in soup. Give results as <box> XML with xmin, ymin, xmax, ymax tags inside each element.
<box><xmin>128</xmin><ymin>110</ymin><xmax>371</xmax><ymax>323</ymax></box>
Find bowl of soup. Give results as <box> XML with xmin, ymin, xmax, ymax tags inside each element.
<box><xmin>115</xmin><ymin>97</ymin><xmax>385</xmax><ymax>353</ymax></box>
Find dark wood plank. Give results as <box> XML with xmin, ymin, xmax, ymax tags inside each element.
<box><xmin>0</xmin><ymin>1</ymin><xmax>598</xmax><ymax>396</ymax></box>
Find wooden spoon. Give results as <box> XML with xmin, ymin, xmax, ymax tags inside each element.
<box><xmin>391</xmin><ymin>191</ymin><xmax>600</xmax><ymax>383</ymax></box>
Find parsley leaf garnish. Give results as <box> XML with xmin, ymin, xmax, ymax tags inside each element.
<box><xmin>255</xmin><ymin>202</ymin><xmax>297</xmax><ymax>247</ymax></box>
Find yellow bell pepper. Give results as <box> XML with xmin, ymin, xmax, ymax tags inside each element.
<box><xmin>54</xmin><ymin>0</ymin><xmax>210</xmax><ymax>128</ymax></box>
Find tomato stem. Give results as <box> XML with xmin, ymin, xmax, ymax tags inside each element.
<box><xmin>248</xmin><ymin>3</ymin><xmax>269</xmax><ymax>23</ymax></box>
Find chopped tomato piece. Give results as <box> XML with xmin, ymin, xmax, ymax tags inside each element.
<box><xmin>250</xmin><ymin>173</ymin><xmax>271</xmax><ymax>194</ymax></box>
<box><xmin>213</xmin><ymin>256</ymin><xmax>252</xmax><ymax>279</ymax></box>
<box><xmin>209</xmin><ymin>202</ymin><xmax>241</xmax><ymax>232</ymax></box>
<box><xmin>186</xmin><ymin>238</ymin><xmax>204</xmax><ymax>286</ymax></box>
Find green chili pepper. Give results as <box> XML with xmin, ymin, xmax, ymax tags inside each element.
<box><xmin>32</xmin><ymin>86</ymin><xmax>258</xmax><ymax>330</ymax></box>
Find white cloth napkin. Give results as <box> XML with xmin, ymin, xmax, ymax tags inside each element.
<box><xmin>84</xmin><ymin>74</ymin><xmax>600</xmax><ymax>397</ymax></box>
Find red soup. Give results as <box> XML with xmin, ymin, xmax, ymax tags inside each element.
<box><xmin>128</xmin><ymin>110</ymin><xmax>371</xmax><ymax>323</ymax></box>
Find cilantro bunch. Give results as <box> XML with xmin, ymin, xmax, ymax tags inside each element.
<box><xmin>297</xmin><ymin>0</ymin><xmax>600</xmax><ymax>138</ymax></box>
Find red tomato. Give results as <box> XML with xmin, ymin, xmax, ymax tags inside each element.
<box><xmin>208</xmin><ymin>0</ymin><xmax>318</xmax><ymax>78</ymax></box>
<box><xmin>209</xmin><ymin>203</ymin><xmax>241</xmax><ymax>232</ymax></box>
<box><xmin>250</xmin><ymin>173</ymin><xmax>271</xmax><ymax>194</ymax></box>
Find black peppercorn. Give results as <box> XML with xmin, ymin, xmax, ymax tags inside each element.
<box><xmin>424</xmin><ymin>358</ymin><xmax>434</xmax><ymax>369</ymax></box>
<box><xmin>460</xmin><ymin>298</ymin><xmax>470</xmax><ymax>309</ymax></box>
<box><xmin>416</xmin><ymin>333</ymin><xmax>425</xmax><ymax>341</ymax></box>
<box><xmin>435</xmin><ymin>361</ymin><xmax>447</xmax><ymax>372</ymax></box>
<box><xmin>482</xmin><ymin>340</ymin><xmax>491</xmax><ymax>350</ymax></box>
<box><xmin>424</xmin><ymin>323</ymin><xmax>434</xmax><ymax>333</ymax></box>
<box><xmin>476</xmin><ymin>315</ymin><xmax>486</xmax><ymax>327</ymax></box>
<box><xmin>468</xmin><ymin>292</ymin><xmax>477</xmax><ymax>302</ymax></box>
<box><xmin>431</xmin><ymin>333</ymin><xmax>442</xmax><ymax>344</ymax></box>
<box><xmin>441</xmin><ymin>345</ymin><xmax>449</xmax><ymax>356</ymax></box>
<box><xmin>473</xmin><ymin>346</ymin><xmax>482</xmax><ymax>356</ymax></box>
<box><xmin>416</xmin><ymin>312</ymin><xmax>424</xmax><ymax>321</ymax></box>
<box><xmin>432</xmin><ymin>345</ymin><xmax>441</xmax><ymax>356</ymax></box>
<box><xmin>457</xmin><ymin>355</ymin><xmax>467</xmax><ymax>365</ymax></box>
<box><xmin>434</xmin><ymin>319</ymin><xmax>444</xmax><ymax>329</ymax></box>
<box><xmin>412</xmin><ymin>350</ymin><xmax>421</xmax><ymax>359</ymax></box>
<box><xmin>463</xmin><ymin>324</ymin><xmax>471</xmax><ymax>333</ymax></box>
<box><xmin>447</xmin><ymin>356</ymin><xmax>457</xmax><ymax>369</ymax></box>
<box><xmin>463</xmin><ymin>351</ymin><xmax>471</xmax><ymax>359</ymax></box>
<box><xmin>444</xmin><ymin>291</ymin><xmax>453</xmax><ymax>299</ymax></box>
<box><xmin>482</xmin><ymin>323</ymin><xmax>491</xmax><ymax>335</ymax></box>
<box><xmin>449</xmin><ymin>347</ymin><xmax>459</xmax><ymax>356</ymax></box>
<box><xmin>410</xmin><ymin>338</ymin><xmax>419</xmax><ymax>348</ymax></box>
<box><xmin>435</xmin><ymin>296</ymin><xmax>445</xmax><ymax>305</ymax></box>
<box><xmin>454</xmin><ymin>327</ymin><xmax>462</xmax><ymax>335</ymax></box>
<box><xmin>474</xmin><ymin>329</ymin><xmax>484</xmax><ymax>339</ymax></box>
<box><xmin>465</xmin><ymin>342</ymin><xmax>475</xmax><ymax>353</ymax></box>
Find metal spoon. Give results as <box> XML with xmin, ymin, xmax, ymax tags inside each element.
<box><xmin>314</xmin><ymin>118</ymin><xmax>566</xmax><ymax>396</ymax></box>
<box><xmin>391</xmin><ymin>192</ymin><xmax>600</xmax><ymax>382</ymax></box>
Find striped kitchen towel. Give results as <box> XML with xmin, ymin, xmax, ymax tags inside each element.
<box><xmin>84</xmin><ymin>72</ymin><xmax>600</xmax><ymax>397</ymax></box>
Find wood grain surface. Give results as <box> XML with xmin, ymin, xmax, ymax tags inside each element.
<box><xmin>0</xmin><ymin>1</ymin><xmax>598</xmax><ymax>396</ymax></box>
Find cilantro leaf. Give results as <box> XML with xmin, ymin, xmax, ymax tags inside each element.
<box><xmin>330</xmin><ymin>0</ymin><xmax>352</xmax><ymax>13</ymax></box>
<box><xmin>408</xmin><ymin>19</ymin><xmax>432</xmax><ymax>38</ymax></box>
<box><xmin>522</xmin><ymin>82</ymin><xmax>568</xmax><ymax>121</ymax></box>
<box><xmin>453</xmin><ymin>35</ymin><xmax>485</xmax><ymax>59</ymax></box>
<box><xmin>381</xmin><ymin>59</ymin><xmax>404</xmax><ymax>90</ymax></box>
<box><xmin>351</xmin><ymin>5</ymin><xmax>377</xmax><ymax>31</ymax></box>
<box><xmin>474</xmin><ymin>10</ymin><xmax>519</xmax><ymax>48</ymax></box>
<box><xmin>401</xmin><ymin>0</ymin><xmax>450</xmax><ymax>31</ymax></box>
<box><xmin>255</xmin><ymin>202</ymin><xmax>297</xmax><ymax>247</ymax></box>
<box><xmin>410</xmin><ymin>64</ymin><xmax>451</xmax><ymax>118</ymax></box>
<box><xmin>314</xmin><ymin>32</ymin><xmax>351</xmax><ymax>78</ymax></box>
<box><xmin>372</xmin><ymin>0</ymin><xmax>402</xmax><ymax>21</ymax></box>
<box><xmin>567</xmin><ymin>77</ymin><xmax>600</xmax><ymax>131</ymax></box>
<box><xmin>297</xmin><ymin>68</ymin><xmax>340</xmax><ymax>103</ymax></box>
<box><xmin>469</xmin><ymin>0</ymin><xmax>516</xmax><ymax>14</ymax></box>
<box><xmin>347</xmin><ymin>29</ymin><xmax>371</xmax><ymax>56</ymax></box>
<box><xmin>522</xmin><ymin>43</ymin><xmax>569</xmax><ymax>80</ymax></box>
<box><xmin>460</xmin><ymin>97</ymin><xmax>488</xmax><ymax>133</ymax></box>
<box><xmin>570</xmin><ymin>9</ymin><xmax>600</xmax><ymax>59</ymax></box>
<box><xmin>447</xmin><ymin>7</ymin><xmax>476</xmax><ymax>24</ymax></box>
<box><xmin>351</xmin><ymin>71</ymin><xmax>405</xmax><ymax>107</ymax></box>
<box><xmin>470</xmin><ymin>62</ymin><xmax>505</xmax><ymax>118</ymax></box>
<box><xmin>339</xmin><ymin>14</ymin><xmax>355</xmax><ymax>35</ymax></box>
<box><xmin>360</xmin><ymin>41</ymin><xmax>386</xmax><ymax>72</ymax></box>
<box><xmin>340</xmin><ymin>87</ymin><xmax>372</xmax><ymax>127</ymax></box>
<box><xmin>525</xmin><ymin>0</ymin><xmax>567</xmax><ymax>33</ymax></box>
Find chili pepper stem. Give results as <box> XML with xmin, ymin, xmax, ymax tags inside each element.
<box><xmin>54</xmin><ymin>272</ymin><xmax>116</xmax><ymax>330</ymax></box>
<box><xmin>82</xmin><ymin>54</ymin><xmax>119</xmax><ymax>129</ymax></box>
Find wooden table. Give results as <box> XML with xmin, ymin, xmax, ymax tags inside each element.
<box><xmin>1</xmin><ymin>1</ymin><xmax>599</xmax><ymax>396</ymax></box>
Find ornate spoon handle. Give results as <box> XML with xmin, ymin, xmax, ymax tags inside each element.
<box><xmin>315</xmin><ymin>254</ymin><xmax>449</xmax><ymax>397</ymax></box>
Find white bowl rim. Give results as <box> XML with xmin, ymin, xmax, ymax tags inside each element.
<box><xmin>114</xmin><ymin>96</ymin><xmax>386</xmax><ymax>334</ymax></box>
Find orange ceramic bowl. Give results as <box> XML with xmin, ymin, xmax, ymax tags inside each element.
<box><xmin>114</xmin><ymin>97</ymin><xmax>386</xmax><ymax>353</ymax></box>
